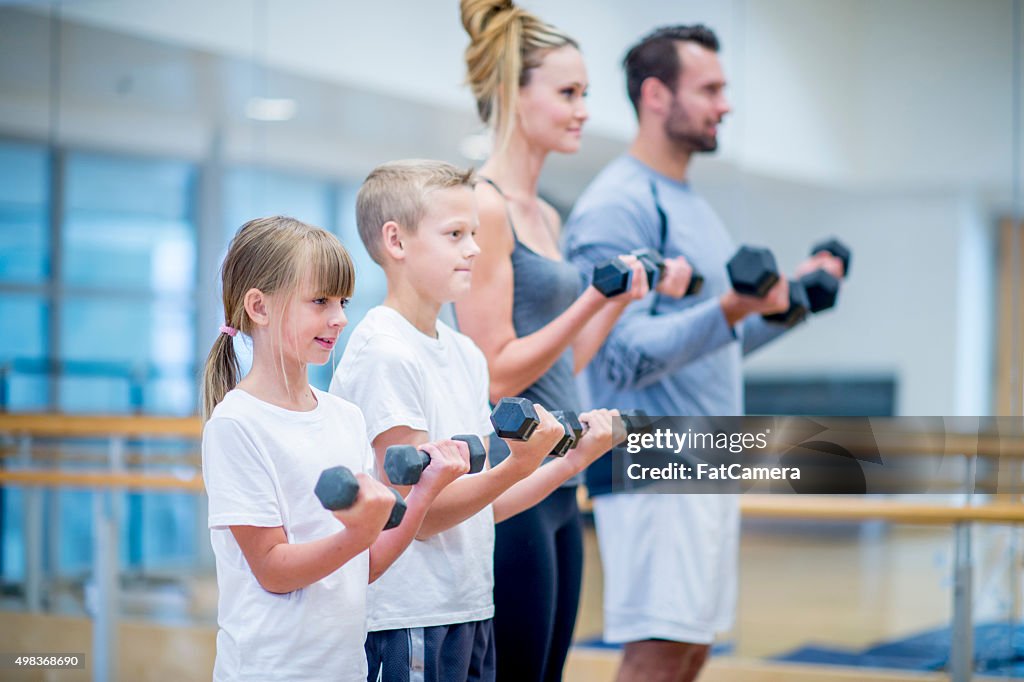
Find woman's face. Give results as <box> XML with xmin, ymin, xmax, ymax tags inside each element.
<box><xmin>517</xmin><ymin>45</ymin><xmax>589</xmax><ymax>154</ymax></box>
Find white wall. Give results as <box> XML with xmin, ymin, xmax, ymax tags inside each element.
<box><xmin>49</xmin><ymin>0</ymin><xmax>1018</xmax><ymax>192</ymax></box>
<box><xmin>700</xmin><ymin>172</ymin><xmax>995</xmax><ymax>416</ymax></box>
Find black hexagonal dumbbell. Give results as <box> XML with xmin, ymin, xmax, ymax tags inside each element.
<box><xmin>631</xmin><ymin>248</ymin><xmax>704</xmax><ymax>296</ymax></box>
<box><xmin>314</xmin><ymin>465</ymin><xmax>406</xmax><ymax>530</ymax></box>
<box><xmin>727</xmin><ymin>245</ymin><xmax>779</xmax><ymax>298</ymax></box>
<box><xmin>810</xmin><ymin>237</ymin><xmax>851</xmax><ymax>278</ymax></box>
<box><xmin>551</xmin><ymin>410</ymin><xmax>584</xmax><ymax>448</ymax></box>
<box><xmin>799</xmin><ymin>269</ymin><xmax>840</xmax><ymax>313</ymax></box>
<box><xmin>620</xmin><ymin>409</ymin><xmax>655</xmax><ymax>436</ymax></box>
<box><xmin>383</xmin><ymin>434</ymin><xmax>486</xmax><ymax>486</ymax></box>
<box><xmin>490</xmin><ymin>397</ymin><xmax>572</xmax><ymax>457</ymax></box>
<box><xmin>727</xmin><ymin>245</ymin><xmax>807</xmax><ymax>327</ymax></box>
<box><xmin>592</xmin><ymin>257</ymin><xmax>637</xmax><ymax>297</ymax></box>
<box><xmin>763</xmin><ymin>278</ymin><xmax>811</xmax><ymax>327</ymax></box>
<box><xmin>550</xmin><ymin>408</ymin><xmax>655</xmax><ymax>451</ymax></box>
<box><xmin>801</xmin><ymin>238</ymin><xmax>851</xmax><ymax>313</ymax></box>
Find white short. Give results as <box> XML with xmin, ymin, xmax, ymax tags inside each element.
<box><xmin>593</xmin><ymin>492</ymin><xmax>739</xmax><ymax>645</ymax></box>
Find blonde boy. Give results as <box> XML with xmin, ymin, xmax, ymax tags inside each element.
<box><xmin>330</xmin><ymin>160</ymin><xmax>616</xmax><ymax>681</ymax></box>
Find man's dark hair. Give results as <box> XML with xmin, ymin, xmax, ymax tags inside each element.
<box><xmin>623</xmin><ymin>24</ymin><xmax>720</xmax><ymax>115</ymax></box>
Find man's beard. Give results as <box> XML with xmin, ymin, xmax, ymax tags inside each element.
<box><xmin>664</xmin><ymin>99</ymin><xmax>718</xmax><ymax>153</ymax></box>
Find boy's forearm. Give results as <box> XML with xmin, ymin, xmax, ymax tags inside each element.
<box><xmin>491</xmin><ymin>457</ymin><xmax>579</xmax><ymax>523</ymax></box>
<box><xmin>414</xmin><ymin>457</ymin><xmax>534</xmax><ymax>539</ymax></box>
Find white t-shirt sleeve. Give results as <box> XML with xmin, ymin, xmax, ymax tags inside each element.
<box><xmin>361</xmin><ymin>432</ymin><xmax>378</xmax><ymax>478</ymax></box>
<box><xmin>203</xmin><ymin>417</ymin><xmax>283</xmax><ymax>529</ymax></box>
<box><xmin>334</xmin><ymin>334</ymin><xmax>429</xmax><ymax>441</ymax></box>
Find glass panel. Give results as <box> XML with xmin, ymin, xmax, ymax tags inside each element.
<box><xmin>139</xmin><ymin>493</ymin><xmax>198</xmax><ymax>568</ymax></box>
<box><xmin>56</xmin><ymin>489</ymin><xmax>93</xmax><ymax>574</ymax></box>
<box><xmin>0</xmin><ymin>295</ymin><xmax>48</xmax><ymax>410</ymax></box>
<box><xmin>1</xmin><ymin>488</ymin><xmax>24</xmax><ymax>582</ymax></box>
<box><xmin>0</xmin><ymin>295</ymin><xmax>47</xmax><ymax>360</ymax></box>
<box><xmin>63</xmin><ymin>152</ymin><xmax>195</xmax><ymax>292</ymax></box>
<box><xmin>223</xmin><ymin>167</ymin><xmax>333</xmax><ymax>245</ymax></box>
<box><xmin>0</xmin><ymin>140</ymin><xmax>48</xmax><ymax>284</ymax></box>
<box><xmin>59</xmin><ymin>296</ymin><xmax>194</xmax><ymax>413</ymax></box>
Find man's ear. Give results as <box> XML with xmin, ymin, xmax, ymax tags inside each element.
<box><xmin>243</xmin><ymin>288</ymin><xmax>270</xmax><ymax>327</ymax></box>
<box><xmin>640</xmin><ymin>76</ymin><xmax>672</xmax><ymax>118</ymax></box>
<box><xmin>381</xmin><ymin>221</ymin><xmax>407</xmax><ymax>261</ymax></box>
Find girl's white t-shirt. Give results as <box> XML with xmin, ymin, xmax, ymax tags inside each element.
<box><xmin>202</xmin><ymin>387</ymin><xmax>375</xmax><ymax>681</ymax></box>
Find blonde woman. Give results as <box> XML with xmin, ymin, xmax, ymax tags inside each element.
<box><xmin>455</xmin><ymin>2</ymin><xmax>693</xmax><ymax>679</ymax></box>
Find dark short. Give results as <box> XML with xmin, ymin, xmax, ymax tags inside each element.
<box><xmin>365</xmin><ymin>619</ymin><xmax>495</xmax><ymax>682</ymax></box>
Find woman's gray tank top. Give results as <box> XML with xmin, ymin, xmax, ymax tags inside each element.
<box><xmin>480</xmin><ymin>179</ymin><xmax>584</xmax><ymax>483</ymax></box>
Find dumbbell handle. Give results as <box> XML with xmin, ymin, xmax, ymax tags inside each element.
<box><xmin>631</xmin><ymin>248</ymin><xmax>704</xmax><ymax>297</ymax></box>
<box><xmin>551</xmin><ymin>409</ymin><xmax>653</xmax><ymax>451</ymax></box>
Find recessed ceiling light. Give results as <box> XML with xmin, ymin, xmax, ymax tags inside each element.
<box><xmin>245</xmin><ymin>97</ymin><xmax>297</xmax><ymax>122</ymax></box>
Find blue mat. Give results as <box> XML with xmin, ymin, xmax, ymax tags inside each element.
<box><xmin>774</xmin><ymin>622</ymin><xmax>1024</xmax><ymax>675</ymax></box>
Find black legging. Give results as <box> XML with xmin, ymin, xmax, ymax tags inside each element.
<box><xmin>492</xmin><ymin>486</ymin><xmax>584</xmax><ymax>681</ymax></box>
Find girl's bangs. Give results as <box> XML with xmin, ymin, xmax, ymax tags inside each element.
<box><xmin>305</xmin><ymin>232</ymin><xmax>355</xmax><ymax>299</ymax></box>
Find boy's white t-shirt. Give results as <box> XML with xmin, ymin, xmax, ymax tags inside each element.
<box><xmin>202</xmin><ymin>387</ymin><xmax>375</xmax><ymax>682</ymax></box>
<box><xmin>330</xmin><ymin>305</ymin><xmax>495</xmax><ymax>630</ymax></box>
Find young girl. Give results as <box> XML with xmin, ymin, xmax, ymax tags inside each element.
<box><xmin>200</xmin><ymin>216</ymin><xmax>468</xmax><ymax>681</ymax></box>
<box><xmin>456</xmin><ymin>2</ymin><xmax>694</xmax><ymax>680</ymax></box>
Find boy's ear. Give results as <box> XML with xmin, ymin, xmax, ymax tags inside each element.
<box><xmin>243</xmin><ymin>288</ymin><xmax>270</xmax><ymax>327</ymax></box>
<box><xmin>381</xmin><ymin>220</ymin><xmax>406</xmax><ymax>261</ymax></box>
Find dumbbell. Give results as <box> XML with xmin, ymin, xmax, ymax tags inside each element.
<box><xmin>810</xmin><ymin>238</ymin><xmax>851</xmax><ymax>278</ymax></box>
<box><xmin>621</xmin><ymin>408</ymin><xmax>654</xmax><ymax>434</ymax></box>
<box><xmin>631</xmin><ymin>248</ymin><xmax>704</xmax><ymax>296</ymax></box>
<box><xmin>801</xmin><ymin>238</ymin><xmax>851</xmax><ymax>313</ymax></box>
<box><xmin>726</xmin><ymin>245</ymin><xmax>808</xmax><ymax>327</ymax></box>
<box><xmin>591</xmin><ymin>257</ymin><xmax>633</xmax><ymax>297</ymax></box>
<box><xmin>551</xmin><ymin>410</ymin><xmax>584</xmax><ymax>448</ymax></box>
<box><xmin>490</xmin><ymin>397</ymin><xmax>574</xmax><ymax>457</ymax></box>
<box><xmin>550</xmin><ymin>408</ymin><xmax>654</xmax><ymax>450</ymax></box>
<box><xmin>726</xmin><ymin>245</ymin><xmax>779</xmax><ymax>297</ymax></box>
<box><xmin>314</xmin><ymin>465</ymin><xmax>406</xmax><ymax>530</ymax></box>
<box><xmin>383</xmin><ymin>434</ymin><xmax>486</xmax><ymax>486</ymax></box>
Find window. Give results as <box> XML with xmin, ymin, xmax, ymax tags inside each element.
<box><xmin>60</xmin><ymin>151</ymin><xmax>196</xmax><ymax>415</ymax></box>
<box><xmin>0</xmin><ymin>140</ymin><xmax>49</xmax><ymax>285</ymax></box>
<box><xmin>0</xmin><ymin>141</ymin><xmax>50</xmax><ymax>411</ymax></box>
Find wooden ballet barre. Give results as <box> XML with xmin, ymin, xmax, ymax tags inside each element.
<box><xmin>739</xmin><ymin>494</ymin><xmax>1024</xmax><ymax>525</ymax></box>
<box><xmin>0</xmin><ymin>445</ymin><xmax>201</xmax><ymax>466</ymax></box>
<box><xmin>578</xmin><ymin>489</ymin><xmax>1024</xmax><ymax>522</ymax></box>
<box><xmin>0</xmin><ymin>413</ymin><xmax>201</xmax><ymax>438</ymax></box>
<box><xmin>0</xmin><ymin>469</ymin><xmax>204</xmax><ymax>492</ymax></box>
<box><xmin>6</xmin><ymin>469</ymin><xmax>1022</xmax><ymax>527</ymax></box>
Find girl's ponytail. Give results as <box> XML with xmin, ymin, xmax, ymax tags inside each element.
<box><xmin>201</xmin><ymin>329</ymin><xmax>240</xmax><ymax>422</ymax></box>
